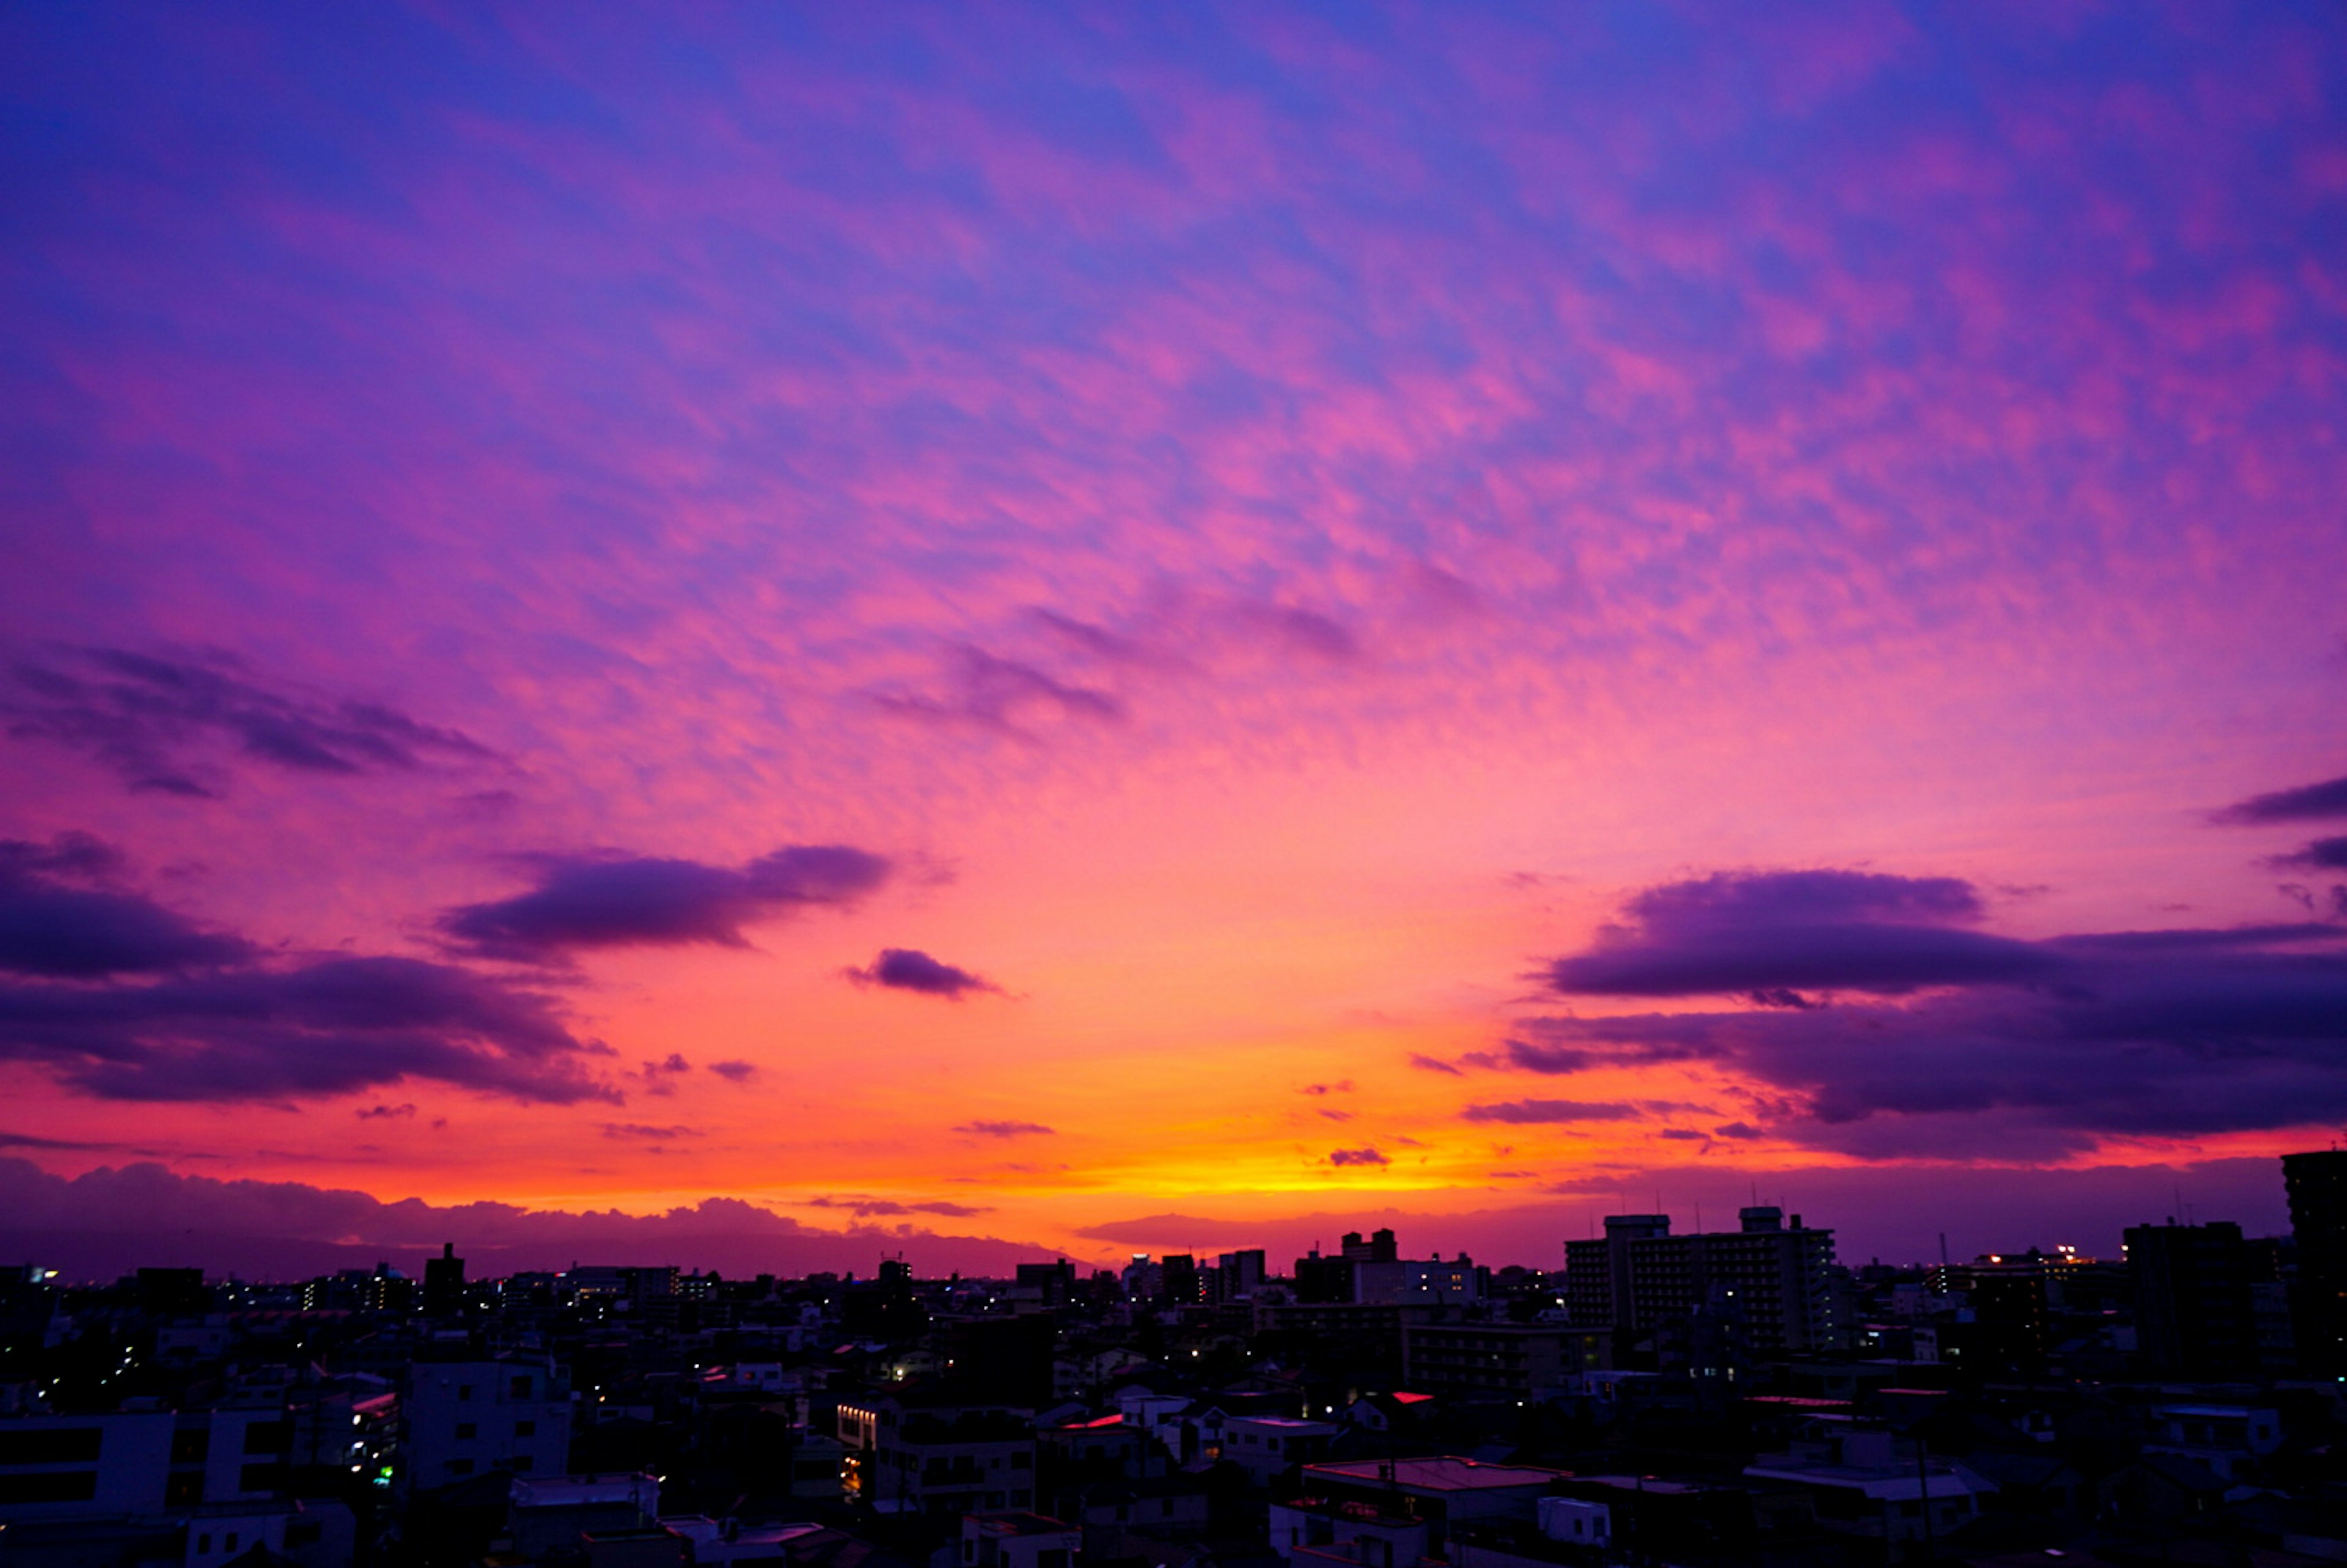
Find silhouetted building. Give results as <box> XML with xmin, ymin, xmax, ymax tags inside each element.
<box><xmin>1292</xmin><ymin>1249</ymin><xmax>1354</xmax><ymax>1305</ymax></box>
<box><xmin>1402</xmin><ymin>1322</ymin><xmax>1599</xmax><ymax>1399</ymax></box>
<box><xmin>1159</xmin><ymin>1254</ymin><xmax>1200</xmax><ymax>1306</ymax></box>
<box><xmin>1939</xmin><ymin>1259</ymin><xmax>2052</xmax><ymax>1379</ymax></box>
<box><xmin>423</xmin><ymin>1243</ymin><xmax>465</xmax><ymax>1317</ymax></box>
<box><xmin>299</xmin><ymin>1267</ymin><xmax>408</xmax><ymax>1314</ymax></box>
<box><xmin>1015</xmin><ymin>1260</ymin><xmax>1077</xmax><ymax>1305</ymax></box>
<box><xmin>398</xmin><ymin>1357</ymin><xmax>570</xmax><ymax>1497</ymax></box>
<box><xmin>2126</xmin><ymin>1219</ymin><xmax>2255</xmax><ymax>1379</ymax></box>
<box><xmin>1291</xmin><ymin>1231</ymin><xmax>1402</xmax><ymax>1305</ymax></box>
<box><xmin>2285</xmin><ymin>1149</ymin><xmax>2347</xmax><ymax>1376</ymax></box>
<box><xmin>842</xmin><ymin>1258</ymin><xmax>927</xmax><ymax>1340</ymax></box>
<box><xmin>837</xmin><ymin>1394</ymin><xmax>1035</xmax><ymax>1517</ymax></box>
<box><xmin>938</xmin><ymin>1314</ymin><xmax>1056</xmax><ymax>1404</ymax></box>
<box><xmin>1564</xmin><ymin>1207</ymin><xmax>1840</xmax><ymax>1352</ymax></box>
<box><xmin>1218</xmin><ymin>1249</ymin><xmax>1266</xmax><ymax>1298</ymax></box>
<box><xmin>134</xmin><ymin>1268</ymin><xmax>208</xmax><ymax>1316</ymax></box>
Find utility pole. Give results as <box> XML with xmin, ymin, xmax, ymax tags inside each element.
<box><xmin>1916</xmin><ymin>1432</ymin><xmax>1934</xmax><ymax>1562</ymax></box>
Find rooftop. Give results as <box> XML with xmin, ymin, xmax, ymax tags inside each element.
<box><xmin>965</xmin><ymin>1512</ymin><xmax>1079</xmax><ymax>1539</ymax></box>
<box><xmin>1307</xmin><ymin>1457</ymin><xmax>1570</xmax><ymax>1492</ymax></box>
<box><xmin>663</xmin><ymin>1518</ymin><xmax>828</xmax><ymax>1548</ymax></box>
<box><xmin>510</xmin><ymin>1473</ymin><xmax>658</xmax><ymax>1510</ymax></box>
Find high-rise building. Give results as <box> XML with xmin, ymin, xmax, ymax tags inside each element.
<box><xmin>1015</xmin><ymin>1259</ymin><xmax>1078</xmax><ymax>1305</ymax></box>
<box><xmin>397</xmin><ymin>1357</ymin><xmax>571</xmax><ymax>1497</ymax></box>
<box><xmin>1159</xmin><ymin>1254</ymin><xmax>1201</xmax><ymax>1305</ymax></box>
<box><xmin>1217</xmin><ymin>1249</ymin><xmax>1267</xmax><ymax>1297</ymax></box>
<box><xmin>1291</xmin><ymin>1248</ymin><xmax>1353</xmax><ymax>1304</ymax></box>
<box><xmin>2125</xmin><ymin>1219</ymin><xmax>2256</xmax><ymax>1379</ymax></box>
<box><xmin>1563</xmin><ymin>1207</ymin><xmax>1840</xmax><ymax>1353</ymax></box>
<box><xmin>422</xmin><ymin>1243</ymin><xmax>465</xmax><ymax>1317</ymax></box>
<box><xmin>2285</xmin><ymin>1150</ymin><xmax>2347</xmax><ymax>1376</ymax></box>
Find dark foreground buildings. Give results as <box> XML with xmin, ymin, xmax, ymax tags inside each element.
<box><xmin>2284</xmin><ymin>1148</ymin><xmax>2347</xmax><ymax>1377</ymax></box>
<box><xmin>2</xmin><ymin>1159</ymin><xmax>2346</xmax><ymax>1568</ymax></box>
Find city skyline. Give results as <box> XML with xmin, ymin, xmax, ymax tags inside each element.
<box><xmin>6</xmin><ymin>4</ymin><xmax>2347</xmax><ymax>1277</ymax></box>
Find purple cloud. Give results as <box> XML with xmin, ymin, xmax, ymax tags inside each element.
<box><xmin>707</xmin><ymin>1060</ymin><xmax>758</xmax><ymax>1082</ymax></box>
<box><xmin>806</xmin><ymin>1195</ymin><xmax>992</xmax><ymax>1218</ymax></box>
<box><xmin>1505</xmin><ymin>1039</ymin><xmax>1592</xmax><ymax>1074</ymax></box>
<box><xmin>1407</xmin><ymin>1052</ymin><xmax>1464</xmax><ymax>1075</ymax></box>
<box><xmin>954</xmin><ymin>1119</ymin><xmax>1053</xmax><ymax>1137</ymax></box>
<box><xmin>1521</xmin><ymin>929</ymin><xmax>2347</xmax><ymax>1157</ymax></box>
<box><xmin>0</xmin><ymin>842</ymin><xmax>253</xmax><ymax>977</ymax></box>
<box><xmin>1328</xmin><ymin>1148</ymin><xmax>1389</xmax><ymax>1167</ymax></box>
<box><xmin>440</xmin><ymin>844</ymin><xmax>889</xmax><ymax>961</ymax></box>
<box><xmin>2275</xmin><ymin>836</ymin><xmax>2347</xmax><ymax>871</ymax></box>
<box><xmin>1461</xmin><ymin>1099</ymin><xmax>1642</xmax><ymax>1124</ymax></box>
<box><xmin>1227</xmin><ymin>603</ymin><xmax>1359</xmax><ymax>663</ymax></box>
<box><xmin>1546</xmin><ymin>870</ymin><xmax>2058</xmax><ymax>998</ymax></box>
<box><xmin>6</xmin><ymin>648</ymin><xmax>490</xmax><ymax>797</ymax></box>
<box><xmin>845</xmin><ymin>947</ymin><xmax>1001</xmax><ymax>998</ymax></box>
<box><xmin>2215</xmin><ymin>773</ymin><xmax>2347</xmax><ymax>824</ymax></box>
<box><xmin>0</xmin><ymin>954</ymin><xmax>612</xmax><ymax>1104</ymax></box>
<box><xmin>870</xmin><ymin>646</ymin><xmax>1124</xmax><ymax>737</ymax></box>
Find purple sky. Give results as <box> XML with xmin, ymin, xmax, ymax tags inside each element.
<box><xmin>3</xmin><ymin>2</ymin><xmax>2346</xmax><ymax>1278</ymax></box>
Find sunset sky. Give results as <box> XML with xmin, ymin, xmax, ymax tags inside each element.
<box><xmin>4</xmin><ymin>2</ymin><xmax>2346</xmax><ymax>1278</ymax></box>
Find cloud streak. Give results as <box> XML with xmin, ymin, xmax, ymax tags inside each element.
<box><xmin>1517</xmin><ymin>866</ymin><xmax>2347</xmax><ymax>1157</ymax></box>
<box><xmin>845</xmin><ymin>947</ymin><xmax>1002</xmax><ymax>998</ymax></box>
<box><xmin>6</xmin><ymin>648</ymin><xmax>490</xmax><ymax>797</ymax></box>
<box><xmin>440</xmin><ymin>846</ymin><xmax>890</xmax><ymax>961</ymax></box>
<box><xmin>1461</xmin><ymin>1099</ymin><xmax>1643</xmax><ymax>1125</ymax></box>
<box><xmin>954</xmin><ymin>1119</ymin><xmax>1053</xmax><ymax>1138</ymax></box>
<box><xmin>0</xmin><ymin>953</ymin><xmax>612</xmax><ymax>1105</ymax></box>
<box><xmin>2215</xmin><ymin>774</ymin><xmax>2347</xmax><ymax>824</ymax></box>
<box><xmin>1544</xmin><ymin>870</ymin><xmax>2056</xmax><ymax>998</ymax></box>
<box><xmin>0</xmin><ymin>838</ymin><xmax>254</xmax><ymax>978</ymax></box>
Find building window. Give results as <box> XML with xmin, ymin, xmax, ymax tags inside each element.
<box><xmin>456</xmin><ymin>1423</ymin><xmax>477</xmax><ymax>1440</ymax></box>
<box><xmin>511</xmin><ymin>1376</ymin><xmax>532</xmax><ymax>1398</ymax></box>
<box><xmin>0</xmin><ymin>1429</ymin><xmax>102</xmax><ymax>1466</ymax></box>
<box><xmin>457</xmin><ymin>1385</ymin><xmax>474</xmax><ymax>1401</ymax></box>
<box><xmin>515</xmin><ymin>1421</ymin><xmax>535</xmax><ymax>1437</ymax></box>
<box><xmin>449</xmin><ymin>1459</ymin><xmax>474</xmax><ymax>1476</ymax></box>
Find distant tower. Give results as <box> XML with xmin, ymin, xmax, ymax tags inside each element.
<box><xmin>2125</xmin><ymin>1220</ymin><xmax>2254</xmax><ymax>1378</ymax></box>
<box><xmin>2285</xmin><ymin>1150</ymin><xmax>2347</xmax><ymax>1376</ymax></box>
<box><xmin>423</xmin><ymin>1242</ymin><xmax>465</xmax><ymax>1316</ymax></box>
